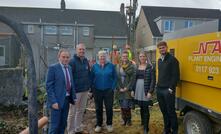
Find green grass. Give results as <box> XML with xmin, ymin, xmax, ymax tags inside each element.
<box><xmin>111</xmin><ymin>105</ymin><xmax>184</xmax><ymax>134</ymax></box>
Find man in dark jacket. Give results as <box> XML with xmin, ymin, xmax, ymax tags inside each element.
<box><xmin>67</xmin><ymin>43</ymin><xmax>90</xmax><ymax>134</ymax></box>
<box><xmin>156</xmin><ymin>41</ymin><xmax>180</xmax><ymax>134</ymax></box>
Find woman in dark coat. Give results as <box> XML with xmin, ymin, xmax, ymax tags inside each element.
<box><xmin>116</xmin><ymin>50</ymin><xmax>136</xmax><ymax>126</ymax></box>
<box><xmin>131</xmin><ymin>51</ymin><xmax>156</xmax><ymax>134</ymax></box>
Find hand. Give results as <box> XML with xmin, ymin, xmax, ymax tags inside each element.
<box><xmin>124</xmin><ymin>87</ymin><xmax>128</xmax><ymax>92</ymax></box>
<box><xmin>168</xmin><ymin>88</ymin><xmax>173</xmax><ymax>94</ymax></box>
<box><xmin>131</xmin><ymin>91</ymin><xmax>135</xmax><ymax>97</ymax></box>
<box><xmin>146</xmin><ymin>93</ymin><xmax>152</xmax><ymax>99</ymax></box>
<box><xmin>52</xmin><ymin>103</ymin><xmax>59</xmax><ymax>110</ymax></box>
<box><xmin>120</xmin><ymin>88</ymin><xmax>124</xmax><ymax>92</ymax></box>
<box><xmin>88</xmin><ymin>92</ymin><xmax>93</xmax><ymax>99</ymax></box>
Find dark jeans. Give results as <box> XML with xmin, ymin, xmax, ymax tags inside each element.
<box><xmin>94</xmin><ymin>89</ymin><xmax>114</xmax><ymax>126</ymax></box>
<box><xmin>48</xmin><ymin>96</ymin><xmax>70</xmax><ymax>134</ymax></box>
<box><xmin>157</xmin><ymin>88</ymin><xmax>178</xmax><ymax>134</ymax></box>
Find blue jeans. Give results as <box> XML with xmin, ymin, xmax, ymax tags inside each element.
<box><xmin>94</xmin><ymin>89</ymin><xmax>114</xmax><ymax>126</ymax></box>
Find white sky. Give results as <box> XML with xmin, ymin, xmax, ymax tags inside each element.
<box><xmin>0</xmin><ymin>0</ymin><xmax>220</xmax><ymax>13</ymax></box>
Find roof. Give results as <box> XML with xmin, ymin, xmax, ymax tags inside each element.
<box><xmin>141</xmin><ymin>6</ymin><xmax>221</xmax><ymax>36</ymax></box>
<box><xmin>0</xmin><ymin>6</ymin><xmax>128</xmax><ymax>36</ymax></box>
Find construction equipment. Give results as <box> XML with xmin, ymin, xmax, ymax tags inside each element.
<box><xmin>159</xmin><ymin>20</ymin><xmax>221</xmax><ymax>134</ymax></box>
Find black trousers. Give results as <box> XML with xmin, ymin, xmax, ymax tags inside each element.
<box><xmin>157</xmin><ymin>88</ymin><xmax>178</xmax><ymax>134</ymax></box>
<box><xmin>94</xmin><ymin>89</ymin><xmax>114</xmax><ymax>126</ymax></box>
<box><xmin>137</xmin><ymin>101</ymin><xmax>150</xmax><ymax>132</ymax></box>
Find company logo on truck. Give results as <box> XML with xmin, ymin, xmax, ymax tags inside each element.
<box><xmin>193</xmin><ymin>40</ymin><xmax>221</xmax><ymax>55</ymax></box>
<box><xmin>188</xmin><ymin>40</ymin><xmax>220</xmax><ymax>75</ymax></box>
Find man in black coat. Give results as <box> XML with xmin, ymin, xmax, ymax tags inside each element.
<box><xmin>156</xmin><ymin>41</ymin><xmax>180</xmax><ymax>134</ymax></box>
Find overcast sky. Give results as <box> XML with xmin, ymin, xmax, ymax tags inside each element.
<box><xmin>0</xmin><ymin>0</ymin><xmax>220</xmax><ymax>12</ymax></box>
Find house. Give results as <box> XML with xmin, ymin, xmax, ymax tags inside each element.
<box><xmin>136</xmin><ymin>6</ymin><xmax>221</xmax><ymax>62</ymax></box>
<box><xmin>0</xmin><ymin>6</ymin><xmax>128</xmax><ymax>81</ymax></box>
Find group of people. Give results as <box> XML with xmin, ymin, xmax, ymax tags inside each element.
<box><xmin>46</xmin><ymin>41</ymin><xmax>180</xmax><ymax>134</ymax></box>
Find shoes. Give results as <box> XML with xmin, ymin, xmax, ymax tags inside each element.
<box><xmin>75</xmin><ymin>130</ymin><xmax>89</xmax><ymax>134</ymax></box>
<box><xmin>106</xmin><ymin>125</ymin><xmax>113</xmax><ymax>133</ymax></box>
<box><xmin>121</xmin><ymin>120</ymin><xmax>126</xmax><ymax>126</ymax></box>
<box><xmin>127</xmin><ymin>120</ymin><xmax>132</xmax><ymax>126</ymax></box>
<box><xmin>94</xmin><ymin>126</ymin><xmax>102</xmax><ymax>133</ymax></box>
<box><xmin>144</xmin><ymin>128</ymin><xmax>149</xmax><ymax>134</ymax></box>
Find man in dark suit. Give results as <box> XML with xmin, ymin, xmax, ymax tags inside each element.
<box><xmin>46</xmin><ymin>49</ymin><xmax>76</xmax><ymax>134</ymax></box>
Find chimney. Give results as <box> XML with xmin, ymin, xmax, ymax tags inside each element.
<box><xmin>61</xmin><ymin>0</ymin><xmax>66</xmax><ymax>11</ymax></box>
<box><xmin>120</xmin><ymin>3</ymin><xmax>125</xmax><ymax>15</ymax></box>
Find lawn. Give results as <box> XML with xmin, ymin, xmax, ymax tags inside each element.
<box><xmin>83</xmin><ymin>101</ymin><xmax>184</xmax><ymax>134</ymax></box>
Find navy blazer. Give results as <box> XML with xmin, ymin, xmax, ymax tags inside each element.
<box><xmin>46</xmin><ymin>63</ymin><xmax>76</xmax><ymax>109</ymax></box>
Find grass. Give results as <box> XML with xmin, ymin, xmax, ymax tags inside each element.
<box><xmin>110</xmin><ymin>105</ymin><xmax>184</xmax><ymax>134</ymax></box>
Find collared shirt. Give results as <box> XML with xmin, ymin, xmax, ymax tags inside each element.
<box><xmin>60</xmin><ymin>63</ymin><xmax>71</xmax><ymax>96</ymax></box>
<box><xmin>160</xmin><ymin>55</ymin><xmax>165</xmax><ymax>61</ymax></box>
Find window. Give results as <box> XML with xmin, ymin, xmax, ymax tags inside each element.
<box><xmin>0</xmin><ymin>46</ymin><xmax>4</xmax><ymax>56</ymax></box>
<box><xmin>184</xmin><ymin>20</ymin><xmax>193</xmax><ymax>28</ymax></box>
<box><xmin>60</xmin><ymin>26</ymin><xmax>73</xmax><ymax>35</ymax></box>
<box><xmin>27</xmin><ymin>25</ymin><xmax>34</xmax><ymax>33</ymax></box>
<box><xmin>102</xmin><ymin>48</ymin><xmax>110</xmax><ymax>54</ymax></box>
<box><xmin>0</xmin><ymin>46</ymin><xmax>5</xmax><ymax>66</ymax></box>
<box><xmin>164</xmin><ymin>20</ymin><xmax>174</xmax><ymax>32</ymax></box>
<box><xmin>83</xmin><ymin>27</ymin><xmax>90</xmax><ymax>36</ymax></box>
<box><xmin>45</xmin><ymin>26</ymin><xmax>57</xmax><ymax>35</ymax></box>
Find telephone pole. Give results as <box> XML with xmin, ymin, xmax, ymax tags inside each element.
<box><xmin>126</xmin><ymin>0</ymin><xmax>138</xmax><ymax>58</ymax></box>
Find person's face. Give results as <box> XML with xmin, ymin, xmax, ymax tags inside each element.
<box><xmin>158</xmin><ymin>45</ymin><xmax>168</xmax><ymax>55</ymax></box>
<box><xmin>99</xmin><ymin>54</ymin><xmax>106</xmax><ymax>64</ymax></box>
<box><xmin>122</xmin><ymin>53</ymin><xmax>129</xmax><ymax>63</ymax></box>
<box><xmin>58</xmin><ymin>51</ymin><xmax>70</xmax><ymax>65</ymax></box>
<box><xmin>139</xmin><ymin>53</ymin><xmax>147</xmax><ymax>64</ymax></box>
<box><xmin>77</xmin><ymin>44</ymin><xmax>85</xmax><ymax>57</ymax></box>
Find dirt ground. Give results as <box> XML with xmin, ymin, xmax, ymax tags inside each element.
<box><xmin>82</xmin><ymin>99</ymin><xmax>184</xmax><ymax>134</ymax></box>
<box><xmin>0</xmin><ymin>100</ymin><xmax>184</xmax><ymax>134</ymax></box>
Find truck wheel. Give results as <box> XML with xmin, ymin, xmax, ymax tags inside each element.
<box><xmin>184</xmin><ymin>111</ymin><xmax>213</xmax><ymax>134</ymax></box>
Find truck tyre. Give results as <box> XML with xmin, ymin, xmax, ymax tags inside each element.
<box><xmin>184</xmin><ymin>111</ymin><xmax>213</xmax><ymax>134</ymax></box>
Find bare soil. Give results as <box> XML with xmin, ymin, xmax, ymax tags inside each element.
<box><xmin>0</xmin><ymin>100</ymin><xmax>184</xmax><ymax>134</ymax></box>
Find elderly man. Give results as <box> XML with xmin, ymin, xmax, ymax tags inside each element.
<box><xmin>67</xmin><ymin>43</ymin><xmax>91</xmax><ymax>134</ymax></box>
<box><xmin>46</xmin><ymin>49</ymin><xmax>76</xmax><ymax>134</ymax></box>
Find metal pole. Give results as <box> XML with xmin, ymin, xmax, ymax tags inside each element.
<box><xmin>0</xmin><ymin>15</ymin><xmax>38</xmax><ymax>133</ymax></box>
<box><xmin>128</xmin><ymin>0</ymin><xmax>132</xmax><ymax>45</ymax></box>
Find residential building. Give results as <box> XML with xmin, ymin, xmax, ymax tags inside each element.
<box><xmin>0</xmin><ymin>6</ymin><xmax>128</xmax><ymax>81</ymax></box>
<box><xmin>136</xmin><ymin>6</ymin><xmax>221</xmax><ymax>62</ymax></box>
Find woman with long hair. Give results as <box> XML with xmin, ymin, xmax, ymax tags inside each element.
<box><xmin>131</xmin><ymin>51</ymin><xmax>156</xmax><ymax>134</ymax></box>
